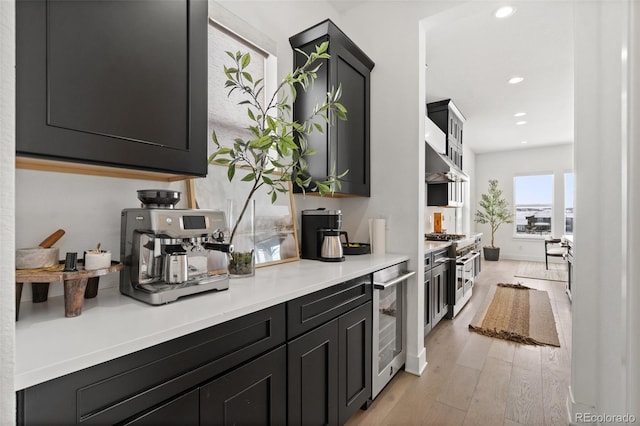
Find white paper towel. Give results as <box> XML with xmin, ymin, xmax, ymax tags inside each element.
<box><xmin>368</xmin><ymin>218</ymin><xmax>386</xmax><ymax>254</ymax></box>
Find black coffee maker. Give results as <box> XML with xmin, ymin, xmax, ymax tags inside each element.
<box><xmin>301</xmin><ymin>209</ymin><xmax>344</xmax><ymax>261</ymax></box>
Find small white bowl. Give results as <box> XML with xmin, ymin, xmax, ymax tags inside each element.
<box><xmin>84</xmin><ymin>250</ymin><xmax>112</xmax><ymax>270</ymax></box>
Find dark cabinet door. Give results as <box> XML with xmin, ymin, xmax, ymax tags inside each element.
<box><xmin>431</xmin><ymin>262</ymin><xmax>448</xmax><ymax>326</ymax></box>
<box><xmin>16</xmin><ymin>0</ymin><xmax>207</xmax><ymax>176</ymax></box>
<box><xmin>290</xmin><ymin>19</ymin><xmax>374</xmax><ymax>197</ymax></box>
<box><xmin>200</xmin><ymin>346</ymin><xmax>287</xmax><ymax>426</ymax></box>
<box><xmin>332</xmin><ymin>44</ymin><xmax>371</xmax><ymax>196</ymax></box>
<box><xmin>123</xmin><ymin>390</ymin><xmax>199</xmax><ymax>426</ymax></box>
<box><xmin>288</xmin><ymin>319</ymin><xmax>339</xmax><ymax>426</ymax></box>
<box><xmin>424</xmin><ymin>269</ymin><xmax>432</xmax><ymax>334</ymax></box>
<box><xmin>338</xmin><ymin>301</ymin><xmax>372</xmax><ymax>424</ymax></box>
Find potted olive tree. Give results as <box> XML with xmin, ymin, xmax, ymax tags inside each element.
<box><xmin>209</xmin><ymin>42</ymin><xmax>347</xmax><ymax>276</ymax></box>
<box><xmin>474</xmin><ymin>179</ymin><xmax>513</xmax><ymax>261</ymax></box>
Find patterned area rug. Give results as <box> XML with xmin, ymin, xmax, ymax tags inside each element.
<box><xmin>469</xmin><ymin>283</ymin><xmax>560</xmax><ymax>347</ymax></box>
<box><xmin>514</xmin><ymin>261</ymin><xmax>568</xmax><ymax>282</ymax></box>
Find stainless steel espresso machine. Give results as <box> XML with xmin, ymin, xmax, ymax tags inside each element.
<box><xmin>120</xmin><ymin>190</ymin><xmax>233</xmax><ymax>305</ymax></box>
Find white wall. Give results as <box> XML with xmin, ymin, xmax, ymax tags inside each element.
<box><xmin>0</xmin><ymin>1</ymin><xmax>15</xmax><ymax>423</ymax></box>
<box><xmin>475</xmin><ymin>144</ymin><xmax>573</xmax><ymax>260</ymax></box>
<box><xmin>570</xmin><ymin>0</ymin><xmax>640</xmax><ymax>419</ymax></box>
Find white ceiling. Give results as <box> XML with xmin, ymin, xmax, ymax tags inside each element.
<box><xmin>424</xmin><ymin>1</ymin><xmax>574</xmax><ymax>154</ymax></box>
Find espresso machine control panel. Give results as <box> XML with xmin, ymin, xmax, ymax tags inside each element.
<box><xmin>120</xmin><ymin>208</ymin><xmax>232</xmax><ymax>305</ymax></box>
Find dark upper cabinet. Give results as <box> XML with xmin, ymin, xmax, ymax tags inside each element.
<box><xmin>289</xmin><ymin>19</ymin><xmax>375</xmax><ymax>197</ymax></box>
<box><xmin>16</xmin><ymin>0</ymin><xmax>208</xmax><ymax>176</ymax></box>
<box><xmin>427</xmin><ymin>99</ymin><xmax>465</xmax><ymax>170</ymax></box>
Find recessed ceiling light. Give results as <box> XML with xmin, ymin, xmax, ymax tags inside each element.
<box><xmin>508</xmin><ymin>76</ymin><xmax>524</xmax><ymax>84</ymax></box>
<box><xmin>495</xmin><ymin>6</ymin><xmax>516</xmax><ymax>19</ymax></box>
<box><xmin>516</xmin><ymin>121</ymin><xmax>527</xmax><ymax>125</ymax></box>
<box><xmin>521</xmin><ymin>140</ymin><xmax>528</xmax><ymax>144</ymax></box>
<box><xmin>514</xmin><ymin>112</ymin><xmax>526</xmax><ymax>117</ymax></box>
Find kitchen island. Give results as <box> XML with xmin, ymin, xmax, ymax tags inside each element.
<box><xmin>15</xmin><ymin>253</ymin><xmax>408</xmax><ymax>390</ymax></box>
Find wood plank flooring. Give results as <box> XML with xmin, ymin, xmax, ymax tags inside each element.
<box><xmin>346</xmin><ymin>259</ymin><xmax>572</xmax><ymax>426</ymax></box>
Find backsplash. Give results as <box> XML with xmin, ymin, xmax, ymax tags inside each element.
<box><xmin>424</xmin><ymin>206</ymin><xmax>461</xmax><ymax>234</ymax></box>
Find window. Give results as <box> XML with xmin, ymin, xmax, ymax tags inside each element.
<box><xmin>565</xmin><ymin>172</ymin><xmax>574</xmax><ymax>235</ymax></box>
<box><xmin>209</xmin><ymin>21</ymin><xmax>269</xmax><ymax>150</ymax></box>
<box><xmin>514</xmin><ymin>174</ymin><xmax>553</xmax><ymax>236</ymax></box>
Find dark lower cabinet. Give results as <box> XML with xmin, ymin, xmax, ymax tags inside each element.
<box><xmin>123</xmin><ymin>390</ymin><xmax>199</xmax><ymax>426</ymax></box>
<box><xmin>338</xmin><ymin>301</ymin><xmax>372</xmax><ymax>425</ymax></box>
<box><xmin>425</xmin><ymin>249</ymin><xmax>451</xmax><ymax>336</ymax></box>
<box><xmin>288</xmin><ymin>301</ymin><xmax>372</xmax><ymax>426</ymax></box>
<box><xmin>200</xmin><ymin>346</ymin><xmax>287</xmax><ymax>425</ymax></box>
<box><xmin>18</xmin><ymin>278</ymin><xmax>373</xmax><ymax>426</ymax></box>
<box><xmin>288</xmin><ymin>319</ymin><xmax>339</xmax><ymax>425</ymax></box>
<box><xmin>17</xmin><ymin>305</ymin><xmax>285</xmax><ymax>425</ymax></box>
<box><xmin>431</xmin><ymin>262</ymin><xmax>449</xmax><ymax>326</ymax></box>
<box><xmin>424</xmin><ymin>269</ymin><xmax>432</xmax><ymax>334</ymax></box>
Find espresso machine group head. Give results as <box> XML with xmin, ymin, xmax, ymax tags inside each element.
<box><xmin>120</xmin><ymin>190</ymin><xmax>233</xmax><ymax>305</ymax></box>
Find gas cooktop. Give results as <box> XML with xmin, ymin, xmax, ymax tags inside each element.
<box><xmin>425</xmin><ymin>233</ymin><xmax>467</xmax><ymax>242</ymax></box>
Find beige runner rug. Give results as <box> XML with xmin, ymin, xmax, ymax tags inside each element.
<box><xmin>469</xmin><ymin>283</ymin><xmax>560</xmax><ymax>347</ymax></box>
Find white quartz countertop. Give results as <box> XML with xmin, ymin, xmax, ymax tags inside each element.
<box><xmin>15</xmin><ymin>253</ymin><xmax>409</xmax><ymax>391</ymax></box>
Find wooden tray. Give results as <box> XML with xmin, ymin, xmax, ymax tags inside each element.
<box><xmin>15</xmin><ymin>261</ymin><xmax>123</xmax><ymax>320</ymax></box>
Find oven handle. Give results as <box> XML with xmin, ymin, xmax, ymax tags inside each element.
<box><xmin>457</xmin><ymin>251</ymin><xmax>480</xmax><ymax>265</ymax></box>
<box><xmin>373</xmin><ymin>271</ymin><xmax>416</xmax><ymax>290</ymax></box>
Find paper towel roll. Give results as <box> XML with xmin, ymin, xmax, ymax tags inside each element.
<box><xmin>368</xmin><ymin>218</ymin><xmax>386</xmax><ymax>254</ymax></box>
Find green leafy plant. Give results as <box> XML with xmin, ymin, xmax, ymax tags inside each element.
<box><xmin>209</xmin><ymin>42</ymin><xmax>347</xmax><ymax>247</ymax></box>
<box><xmin>474</xmin><ymin>179</ymin><xmax>514</xmax><ymax>248</ymax></box>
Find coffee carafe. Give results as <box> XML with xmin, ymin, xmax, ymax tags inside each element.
<box><xmin>318</xmin><ymin>229</ymin><xmax>346</xmax><ymax>262</ymax></box>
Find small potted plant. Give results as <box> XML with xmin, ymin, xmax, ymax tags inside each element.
<box><xmin>474</xmin><ymin>179</ymin><xmax>513</xmax><ymax>261</ymax></box>
<box><xmin>209</xmin><ymin>42</ymin><xmax>347</xmax><ymax>276</ymax></box>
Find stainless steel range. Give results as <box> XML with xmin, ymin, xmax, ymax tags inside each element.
<box><xmin>425</xmin><ymin>233</ymin><xmax>482</xmax><ymax>318</ymax></box>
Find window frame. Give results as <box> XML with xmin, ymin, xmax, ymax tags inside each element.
<box><xmin>512</xmin><ymin>172</ymin><xmax>555</xmax><ymax>239</ymax></box>
<box><xmin>564</xmin><ymin>171</ymin><xmax>574</xmax><ymax>235</ymax></box>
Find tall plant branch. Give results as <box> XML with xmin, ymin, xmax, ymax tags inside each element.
<box><xmin>210</xmin><ymin>42</ymin><xmax>348</xmax><ymax>245</ymax></box>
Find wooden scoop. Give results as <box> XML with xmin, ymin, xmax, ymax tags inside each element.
<box><xmin>38</xmin><ymin>229</ymin><xmax>65</xmax><ymax>248</ymax></box>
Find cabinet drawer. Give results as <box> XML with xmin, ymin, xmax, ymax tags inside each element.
<box><xmin>424</xmin><ymin>252</ymin><xmax>433</xmax><ymax>270</ymax></box>
<box><xmin>432</xmin><ymin>248</ymin><xmax>450</xmax><ymax>266</ymax></box>
<box><xmin>18</xmin><ymin>304</ymin><xmax>285</xmax><ymax>425</ymax></box>
<box><xmin>123</xmin><ymin>389</ymin><xmax>199</xmax><ymax>426</ymax></box>
<box><xmin>287</xmin><ymin>276</ymin><xmax>372</xmax><ymax>339</ymax></box>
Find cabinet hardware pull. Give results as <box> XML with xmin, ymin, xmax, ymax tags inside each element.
<box><xmin>373</xmin><ymin>271</ymin><xmax>416</xmax><ymax>290</ymax></box>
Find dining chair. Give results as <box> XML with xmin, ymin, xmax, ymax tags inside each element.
<box><xmin>545</xmin><ymin>238</ymin><xmax>567</xmax><ymax>270</ymax></box>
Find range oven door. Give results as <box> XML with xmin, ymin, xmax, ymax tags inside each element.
<box><xmin>372</xmin><ymin>266</ymin><xmax>415</xmax><ymax>399</ymax></box>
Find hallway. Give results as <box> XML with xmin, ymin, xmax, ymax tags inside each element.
<box><xmin>347</xmin><ymin>259</ymin><xmax>572</xmax><ymax>425</ymax></box>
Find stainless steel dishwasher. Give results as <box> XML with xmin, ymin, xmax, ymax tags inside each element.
<box><xmin>372</xmin><ymin>262</ymin><xmax>415</xmax><ymax>398</ymax></box>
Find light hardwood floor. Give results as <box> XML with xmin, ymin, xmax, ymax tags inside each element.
<box><xmin>347</xmin><ymin>259</ymin><xmax>572</xmax><ymax>426</ymax></box>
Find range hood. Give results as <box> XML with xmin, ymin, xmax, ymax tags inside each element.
<box><xmin>425</xmin><ymin>137</ymin><xmax>468</xmax><ymax>183</ymax></box>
